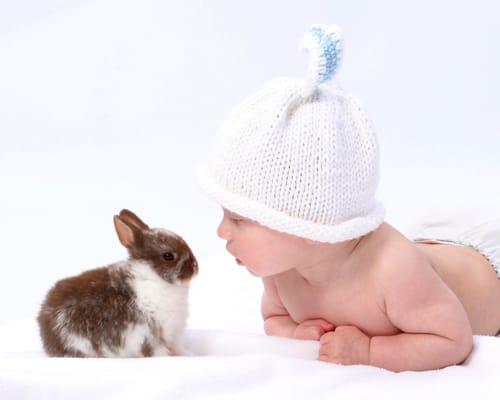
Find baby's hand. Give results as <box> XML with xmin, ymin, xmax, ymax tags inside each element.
<box><xmin>293</xmin><ymin>319</ymin><xmax>336</xmax><ymax>341</ymax></box>
<box><xmin>318</xmin><ymin>325</ymin><xmax>371</xmax><ymax>366</ymax></box>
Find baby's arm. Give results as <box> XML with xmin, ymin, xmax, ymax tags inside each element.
<box><xmin>261</xmin><ymin>277</ymin><xmax>335</xmax><ymax>340</ymax></box>
<box><xmin>261</xmin><ymin>277</ymin><xmax>298</xmax><ymax>338</ymax></box>
<box><xmin>369</xmin><ymin>251</ymin><xmax>473</xmax><ymax>372</ymax></box>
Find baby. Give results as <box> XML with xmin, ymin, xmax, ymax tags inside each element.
<box><xmin>196</xmin><ymin>24</ymin><xmax>500</xmax><ymax>372</ymax></box>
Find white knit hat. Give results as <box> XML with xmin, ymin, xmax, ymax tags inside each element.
<box><xmin>196</xmin><ymin>24</ymin><xmax>385</xmax><ymax>243</ymax></box>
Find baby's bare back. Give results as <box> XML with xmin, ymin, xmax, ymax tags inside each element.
<box><xmin>414</xmin><ymin>241</ymin><xmax>500</xmax><ymax>335</ymax></box>
<box><xmin>269</xmin><ymin>222</ymin><xmax>500</xmax><ymax>337</ymax></box>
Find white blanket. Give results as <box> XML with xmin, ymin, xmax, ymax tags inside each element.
<box><xmin>1</xmin><ymin>318</ymin><xmax>500</xmax><ymax>400</ymax></box>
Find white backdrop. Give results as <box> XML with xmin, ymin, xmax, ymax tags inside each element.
<box><xmin>0</xmin><ymin>0</ymin><xmax>499</xmax><ymax>327</ymax></box>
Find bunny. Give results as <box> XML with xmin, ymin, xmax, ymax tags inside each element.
<box><xmin>37</xmin><ymin>209</ymin><xmax>198</xmax><ymax>358</ymax></box>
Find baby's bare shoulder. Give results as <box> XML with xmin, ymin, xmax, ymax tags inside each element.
<box><xmin>367</xmin><ymin>234</ymin><xmax>431</xmax><ymax>299</ymax></box>
<box><xmin>362</xmin><ymin>222</ymin><xmax>420</xmax><ymax>268</ymax></box>
<box><xmin>376</xmin><ymin>236</ymin><xmax>424</xmax><ymax>266</ymax></box>
<box><xmin>374</xmin><ymin>230</ymin><xmax>430</xmax><ymax>268</ymax></box>
<box><xmin>368</xmin><ymin>235</ymin><xmax>472</xmax><ymax>342</ymax></box>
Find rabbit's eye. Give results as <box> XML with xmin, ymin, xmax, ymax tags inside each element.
<box><xmin>162</xmin><ymin>252</ymin><xmax>175</xmax><ymax>261</ymax></box>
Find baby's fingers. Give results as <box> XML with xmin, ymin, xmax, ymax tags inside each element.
<box><xmin>303</xmin><ymin>319</ymin><xmax>335</xmax><ymax>330</ymax></box>
<box><xmin>322</xmin><ymin>321</ymin><xmax>336</xmax><ymax>331</ymax></box>
<box><xmin>317</xmin><ymin>321</ymin><xmax>336</xmax><ymax>332</ymax></box>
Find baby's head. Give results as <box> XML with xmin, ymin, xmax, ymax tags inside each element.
<box><xmin>217</xmin><ymin>207</ymin><xmax>367</xmax><ymax>278</ymax></box>
<box><xmin>197</xmin><ymin>24</ymin><xmax>385</xmax><ymax>276</ymax></box>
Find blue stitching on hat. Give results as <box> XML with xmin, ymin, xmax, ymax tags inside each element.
<box><xmin>308</xmin><ymin>26</ymin><xmax>342</xmax><ymax>84</ymax></box>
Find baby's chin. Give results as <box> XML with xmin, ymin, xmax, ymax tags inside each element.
<box><xmin>237</xmin><ymin>258</ymin><xmax>285</xmax><ymax>278</ymax></box>
<box><xmin>246</xmin><ymin>268</ymin><xmax>260</xmax><ymax>277</ymax></box>
<box><xmin>236</xmin><ymin>260</ymin><xmax>264</xmax><ymax>277</ymax></box>
<box><xmin>244</xmin><ymin>264</ymin><xmax>280</xmax><ymax>278</ymax></box>
<box><xmin>240</xmin><ymin>262</ymin><xmax>260</xmax><ymax>277</ymax></box>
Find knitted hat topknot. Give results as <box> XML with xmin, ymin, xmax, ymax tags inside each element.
<box><xmin>196</xmin><ymin>24</ymin><xmax>386</xmax><ymax>243</ymax></box>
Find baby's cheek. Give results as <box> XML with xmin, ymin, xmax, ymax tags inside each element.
<box><xmin>242</xmin><ymin>239</ymin><xmax>287</xmax><ymax>276</ymax></box>
<box><xmin>242</xmin><ymin>254</ymin><xmax>276</xmax><ymax>277</ymax></box>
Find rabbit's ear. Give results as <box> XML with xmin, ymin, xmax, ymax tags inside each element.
<box><xmin>114</xmin><ymin>215</ymin><xmax>142</xmax><ymax>248</ymax></box>
<box><xmin>118</xmin><ymin>209</ymin><xmax>150</xmax><ymax>231</ymax></box>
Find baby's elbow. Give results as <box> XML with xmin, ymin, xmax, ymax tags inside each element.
<box><xmin>452</xmin><ymin>328</ymin><xmax>474</xmax><ymax>365</ymax></box>
<box><xmin>263</xmin><ymin>315</ymin><xmax>295</xmax><ymax>338</ymax></box>
<box><xmin>263</xmin><ymin>317</ymin><xmax>280</xmax><ymax>336</ymax></box>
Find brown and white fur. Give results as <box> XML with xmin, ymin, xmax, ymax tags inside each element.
<box><xmin>37</xmin><ymin>209</ymin><xmax>198</xmax><ymax>357</ymax></box>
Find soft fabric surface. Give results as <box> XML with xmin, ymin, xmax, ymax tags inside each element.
<box><xmin>1</xmin><ymin>318</ymin><xmax>500</xmax><ymax>399</ymax></box>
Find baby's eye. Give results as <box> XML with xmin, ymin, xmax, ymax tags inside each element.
<box><xmin>224</xmin><ymin>209</ymin><xmax>246</xmax><ymax>224</ymax></box>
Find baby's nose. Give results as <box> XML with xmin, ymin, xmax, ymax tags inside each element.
<box><xmin>217</xmin><ymin>220</ymin><xmax>232</xmax><ymax>240</ymax></box>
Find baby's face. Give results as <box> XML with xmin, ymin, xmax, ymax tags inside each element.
<box><xmin>217</xmin><ymin>208</ymin><xmax>308</xmax><ymax>277</ymax></box>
